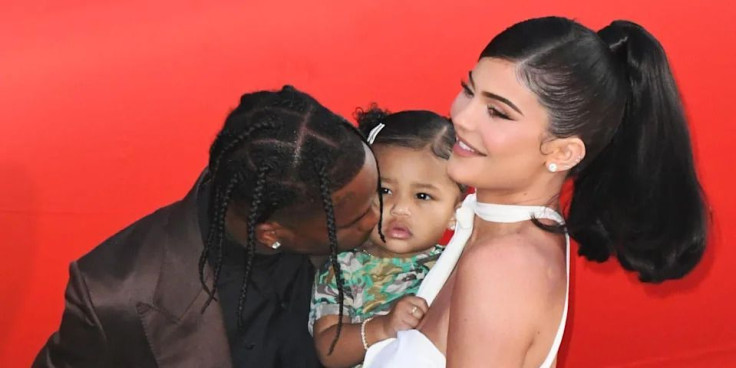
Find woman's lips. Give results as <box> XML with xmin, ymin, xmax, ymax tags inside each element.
<box><xmin>453</xmin><ymin>137</ymin><xmax>485</xmax><ymax>157</ymax></box>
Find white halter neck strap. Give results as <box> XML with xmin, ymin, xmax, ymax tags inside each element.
<box><xmin>475</xmin><ymin>201</ymin><xmax>564</xmax><ymax>224</ymax></box>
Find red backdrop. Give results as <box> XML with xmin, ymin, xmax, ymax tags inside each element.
<box><xmin>2</xmin><ymin>1</ymin><xmax>735</xmax><ymax>366</ymax></box>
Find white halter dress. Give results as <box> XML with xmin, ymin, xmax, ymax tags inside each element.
<box><xmin>363</xmin><ymin>194</ymin><xmax>569</xmax><ymax>368</ymax></box>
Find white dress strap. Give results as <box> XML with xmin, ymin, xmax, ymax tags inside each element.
<box><xmin>539</xmin><ymin>235</ymin><xmax>570</xmax><ymax>368</ymax></box>
<box><xmin>416</xmin><ymin>194</ymin><xmax>476</xmax><ymax>305</ymax></box>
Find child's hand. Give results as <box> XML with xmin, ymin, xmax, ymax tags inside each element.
<box><xmin>375</xmin><ymin>295</ymin><xmax>429</xmax><ymax>338</ymax></box>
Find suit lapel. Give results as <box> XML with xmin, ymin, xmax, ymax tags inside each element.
<box><xmin>137</xmin><ymin>173</ymin><xmax>232</xmax><ymax>368</ymax></box>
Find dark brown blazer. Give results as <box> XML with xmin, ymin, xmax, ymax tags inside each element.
<box><xmin>34</xmin><ymin>174</ymin><xmax>233</xmax><ymax>368</ymax></box>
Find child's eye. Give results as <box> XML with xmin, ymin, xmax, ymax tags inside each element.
<box><xmin>460</xmin><ymin>81</ymin><xmax>474</xmax><ymax>97</ymax></box>
<box><xmin>416</xmin><ymin>193</ymin><xmax>433</xmax><ymax>201</ymax></box>
<box><xmin>487</xmin><ymin>106</ymin><xmax>510</xmax><ymax>120</ymax></box>
<box><xmin>380</xmin><ymin>187</ymin><xmax>392</xmax><ymax>195</ymax></box>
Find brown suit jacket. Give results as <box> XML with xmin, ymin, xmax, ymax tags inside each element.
<box><xmin>34</xmin><ymin>174</ymin><xmax>233</xmax><ymax>368</ymax></box>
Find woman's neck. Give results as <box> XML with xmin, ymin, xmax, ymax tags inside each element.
<box><xmin>473</xmin><ymin>176</ymin><xmax>564</xmax><ymax>208</ymax></box>
<box><xmin>466</xmin><ymin>214</ymin><xmax>524</xmax><ymax>248</ymax></box>
<box><xmin>468</xmin><ymin>182</ymin><xmax>564</xmax><ymax>248</ymax></box>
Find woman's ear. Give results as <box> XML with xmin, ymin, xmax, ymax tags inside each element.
<box><xmin>541</xmin><ymin>136</ymin><xmax>586</xmax><ymax>172</ymax></box>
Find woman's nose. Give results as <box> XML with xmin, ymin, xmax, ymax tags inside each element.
<box><xmin>450</xmin><ymin>92</ymin><xmax>476</xmax><ymax>134</ymax></box>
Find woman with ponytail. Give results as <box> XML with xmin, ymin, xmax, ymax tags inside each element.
<box><xmin>363</xmin><ymin>17</ymin><xmax>708</xmax><ymax>368</ymax></box>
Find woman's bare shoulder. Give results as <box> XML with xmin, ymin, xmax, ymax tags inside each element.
<box><xmin>446</xmin><ymin>230</ymin><xmax>567</xmax><ymax>363</ymax></box>
<box><xmin>454</xmin><ymin>230</ymin><xmax>566</xmax><ymax>305</ymax></box>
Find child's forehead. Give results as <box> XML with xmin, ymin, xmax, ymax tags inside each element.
<box><xmin>374</xmin><ymin>144</ymin><xmax>438</xmax><ymax>159</ymax></box>
<box><xmin>375</xmin><ymin>145</ymin><xmax>457</xmax><ymax>189</ymax></box>
<box><xmin>376</xmin><ymin>145</ymin><xmax>445</xmax><ymax>169</ymax></box>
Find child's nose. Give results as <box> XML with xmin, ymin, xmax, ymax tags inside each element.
<box><xmin>390</xmin><ymin>199</ymin><xmax>412</xmax><ymax>217</ymax></box>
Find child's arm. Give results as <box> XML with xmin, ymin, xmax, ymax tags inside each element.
<box><xmin>313</xmin><ymin>295</ymin><xmax>428</xmax><ymax>368</ymax></box>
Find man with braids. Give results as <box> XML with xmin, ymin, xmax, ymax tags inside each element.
<box><xmin>34</xmin><ymin>86</ymin><xmax>381</xmax><ymax>368</ymax></box>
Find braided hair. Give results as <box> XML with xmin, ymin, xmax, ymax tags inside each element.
<box><xmin>197</xmin><ymin>86</ymin><xmax>373</xmax><ymax>344</ymax></box>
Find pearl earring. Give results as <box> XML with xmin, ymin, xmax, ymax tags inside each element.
<box><xmin>270</xmin><ymin>241</ymin><xmax>282</xmax><ymax>250</ymax></box>
<box><xmin>547</xmin><ymin>163</ymin><xmax>558</xmax><ymax>173</ymax></box>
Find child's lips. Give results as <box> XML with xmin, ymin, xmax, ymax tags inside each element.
<box><xmin>385</xmin><ymin>223</ymin><xmax>412</xmax><ymax>240</ymax></box>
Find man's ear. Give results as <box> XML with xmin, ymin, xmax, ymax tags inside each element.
<box><xmin>255</xmin><ymin>221</ymin><xmax>290</xmax><ymax>248</ymax></box>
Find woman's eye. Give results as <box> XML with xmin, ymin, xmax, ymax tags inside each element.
<box><xmin>487</xmin><ymin>106</ymin><xmax>510</xmax><ymax>120</ymax></box>
<box><xmin>460</xmin><ymin>81</ymin><xmax>474</xmax><ymax>97</ymax></box>
<box><xmin>416</xmin><ymin>193</ymin><xmax>433</xmax><ymax>201</ymax></box>
<box><xmin>380</xmin><ymin>187</ymin><xmax>391</xmax><ymax>195</ymax></box>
